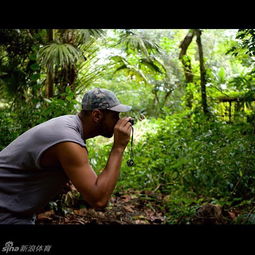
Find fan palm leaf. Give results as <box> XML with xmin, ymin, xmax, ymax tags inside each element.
<box><xmin>37</xmin><ymin>42</ymin><xmax>81</xmax><ymax>72</ymax></box>
<box><xmin>110</xmin><ymin>55</ymin><xmax>148</xmax><ymax>83</ymax></box>
<box><xmin>75</xmin><ymin>56</ymin><xmax>104</xmax><ymax>94</ymax></box>
<box><xmin>78</xmin><ymin>29</ymin><xmax>105</xmax><ymax>42</ymax></box>
<box><xmin>58</xmin><ymin>29</ymin><xmax>105</xmax><ymax>48</ymax></box>
<box><xmin>139</xmin><ymin>56</ymin><xmax>167</xmax><ymax>74</ymax></box>
<box><xmin>120</xmin><ymin>30</ymin><xmax>161</xmax><ymax>57</ymax></box>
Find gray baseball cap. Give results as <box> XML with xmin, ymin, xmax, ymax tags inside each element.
<box><xmin>82</xmin><ymin>88</ymin><xmax>132</xmax><ymax>112</ymax></box>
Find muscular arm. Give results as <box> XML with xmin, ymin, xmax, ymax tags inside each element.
<box><xmin>55</xmin><ymin>117</ymin><xmax>131</xmax><ymax>209</ymax></box>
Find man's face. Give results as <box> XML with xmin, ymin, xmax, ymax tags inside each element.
<box><xmin>99</xmin><ymin>110</ymin><xmax>120</xmax><ymax>138</ymax></box>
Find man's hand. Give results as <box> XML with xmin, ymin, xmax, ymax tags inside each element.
<box><xmin>113</xmin><ymin>117</ymin><xmax>132</xmax><ymax>150</ymax></box>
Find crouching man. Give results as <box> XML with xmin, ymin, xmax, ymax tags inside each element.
<box><xmin>0</xmin><ymin>88</ymin><xmax>132</xmax><ymax>224</ymax></box>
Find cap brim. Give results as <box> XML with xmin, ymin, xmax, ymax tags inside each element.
<box><xmin>108</xmin><ymin>104</ymin><xmax>132</xmax><ymax>112</ymax></box>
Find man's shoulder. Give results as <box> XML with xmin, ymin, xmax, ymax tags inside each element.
<box><xmin>29</xmin><ymin>114</ymin><xmax>84</xmax><ymax>147</ymax></box>
<box><xmin>36</xmin><ymin>115</ymin><xmax>77</xmax><ymax>133</ymax></box>
<box><xmin>46</xmin><ymin>114</ymin><xmax>76</xmax><ymax>123</ymax></box>
<box><xmin>54</xmin><ymin>141</ymin><xmax>88</xmax><ymax>164</ymax></box>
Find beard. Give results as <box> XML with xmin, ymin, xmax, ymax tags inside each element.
<box><xmin>101</xmin><ymin>129</ymin><xmax>114</xmax><ymax>138</ymax></box>
<box><xmin>97</xmin><ymin>122</ymin><xmax>114</xmax><ymax>138</ymax></box>
<box><xmin>102</xmin><ymin>133</ymin><xmax>113</xmax><ymax>138</ymax></box>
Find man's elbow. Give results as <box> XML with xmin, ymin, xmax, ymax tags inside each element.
<box><xmin>92</xmin><ymin>200</ymin><xmax>108</xmax><ymax>210</ymax></box>
<box><xmin>83</xmin><ymin>197</ymin><xmax>108</xmax><ymax>210</ymax></box>
<box><xmin>80</xmin><ymin>191</ymin><xmax>109</xmax><ymax>209</ymax></box>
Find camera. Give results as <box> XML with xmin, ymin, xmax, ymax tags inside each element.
<box><xmin>128</xmin><ymin>118</ymin><xmax>135</xmax><ymax>125</ymax></box>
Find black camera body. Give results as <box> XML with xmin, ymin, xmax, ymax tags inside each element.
<box><xmin>128</xmin><ymin>118</ymin><xmax>135</xmax><ymax>125</ymax></box>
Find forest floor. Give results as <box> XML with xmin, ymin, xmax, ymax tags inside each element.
<box><xmin>36</xmin><ymin>189</ymin><xmax>167</xmax><ymax>225</ymax></box>
<box><xmin>35</xmin><ymin>188</ymin><xmax>251</xmax><ymax>225</ymax></box>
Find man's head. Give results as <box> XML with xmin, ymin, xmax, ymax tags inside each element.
<box><xmin>81</xmin><ymin>88</ymin><xmax>132</xmax><ymax>138</ymax></box>
<box><xmin>82</xmin><ymin>88</ymin><xmax>131</xmax><ymax>112</ymax></box>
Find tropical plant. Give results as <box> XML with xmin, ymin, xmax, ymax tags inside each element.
<box><xmin>37</xmin><ymin>29</ymin><xmax>105</xmax><ymax>98</ymax></box>
<box><xmin>0</xmin><ymin>29</ymin><xmax>41</xmax><ymax>103</ymax></box>
<box><xmin>104</xmin><ymin>29</ymin><xmax>174</xmax><ymax>116</ymax></box>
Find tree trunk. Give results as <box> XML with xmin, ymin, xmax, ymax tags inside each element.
<box><xmin>195</xmin><ymin>29</ymin><xmax>209</xmax><ymax>116</ymax></box>
<box><xmin>46</xmin><ymin>70</ymin><xmax>54</xmax><ymax>98</ymax></box>
<box><xmin>229</xmin><ymin>101</ymin><xmax>232</xmax><ymax>122</ymax></box>
<box><xmin>179</xmin><ymin>29</ymin><xmax>195</xmax><ymax>108</ymax></box>
<box><xmin>46</xmin><ymin>29</ymin><xmax>54</xmax><ymax>98</ymax></box>
<box><xmin>179</xmin><ymin>30</ymin><xmax>195</xmax><ymax>83</ymax></box>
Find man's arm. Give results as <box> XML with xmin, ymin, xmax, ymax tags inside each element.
<box><xmin>55</xmin><ymin>117</ymin><xmax>131</xmax><ymax>209</ymax></box>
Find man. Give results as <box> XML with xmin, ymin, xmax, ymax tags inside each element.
<box><xmin>0</xmin><ymin>88</ymin><xmax>132</xmax><ymax>224</ymax></box>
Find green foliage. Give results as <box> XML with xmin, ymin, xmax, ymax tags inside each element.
<box><xmin>0</xmin><ymin>87</ymin><xmax>79</xmax><ymax>148</ymax></box>
<box><xmin>0</xmin><ymin>29</ymin><xmax>42</xmax><ymax>101</ymax></box>
<box><xmin>0</xmin><ymin>108</ymin><xmax>21</xmax><ymax>150</ymax></box>
<box><xmin>85</xmin><ymin>112</ymin><xmax>255</xmax><ymax>223</ymax></box>
<box><xmin>37</xmin><ymin>43</ymin><xmax>81</xmax><ymax>72</ymax></box>
<box><xmin>20</xmin><ymin>87</ymin><xmax>78</xmax><ymax>129</ymax></box>
<box><xmin>119</xmin><ymin>30</ymin><xmax>161</xmax><ymax>57</ymax></box>
<box><xmin>228</xmin><ymin>70</ymin><xmax>255</xmax><ymax>91</ymax></box>
<box><xmin>228</xmin><ymin>29</ymin><xmax>255</xmax><ymax>57</ymax></box>
<box><xmin>2</xmin><ymin>29</ymin><xmax>255</xmax><ymax>224</ymax></box>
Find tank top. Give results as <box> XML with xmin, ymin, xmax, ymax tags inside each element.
<box><xmin>0</xmin><ymin>114</ymin><xmax>86</xmax><ymax>224</ymax></box>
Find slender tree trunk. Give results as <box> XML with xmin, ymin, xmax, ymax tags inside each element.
<box><xmin>229</xmin><ymin>101</ymin><xmax>232</xmax><ymax>122</ymax></box>
<box><xmin>179</xmin><ymin>30</ymin><xmax>195</xmax><ymax>83</ymax></box>
<box><xmin>179</xmin><ymin>29</ymin><xmax>195</xmax><ymax>108</ymax></box>
<box><xmin>46</xmin><ymin>70</ymin><xmax>54</xmax><ymax>98</ymax></box>
<box><xmin>195</xmin><ymin>29</ymin><xmax>209</xmax><ymax>116</ymax></box>
<box><xmin>46</xmin><ymin>29</ymin><xmax>54</xmax><ymax>98</ymax></box>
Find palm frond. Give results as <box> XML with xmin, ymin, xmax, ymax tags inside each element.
<box><xmin>75</xmin><ymin>51</ymin><xmax>105</xmax><ymax>93</ymax></box>
<box><xmin>87</xmin><ymin>29</ymin><xmax>105</xmax><ymax>38</ymax></box>
<box><xmin>76</xmin><ymin>29</ymin><xmax>105</xmax><ymax>44</ymax></box>
<box><xmin>120</xmin><ymin>31</ymin><xmax>161</xmax><ymax>56</ymax></box>
<box><xmin>109</xmin><ymin>54</ymin><xmax>148</xmax><ymax>82</ymax></box>
<box><xmin>140</xmin><ymin>58</ymin><xmax>163</xmax><ymax>74</ymax></box>
<box><xmin>113</xmin><ymin>64</ymin><xmax>128</xmax><ymax>75</ymax></box>
<box><xmin>37</xmin><ymin>43</ymin><xmax>81</xmax><ymax>72</ymax></box>
<box><xmin>126</xmin><ymin>66</ymin><xmax>148</xmax><ymax>82</ymax></box>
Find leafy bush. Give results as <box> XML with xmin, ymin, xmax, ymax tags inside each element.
<box><xmin>0</xmin><ymin>108</ymin><xmax>21</xmax><ymax>150</ymax></box>
<box><xmin>0</xmin><ymin>87</ymin><xmax>79</xmax><ymax>150</ymax></box>
<box><xmin>87</xmin><ymin>111</ymin><xmax>255</xmax><ymax>222</ymax></box>
<box><xmin>127</xmin><ymin>114</ymin><xmax>255</xmax><ymax>199</ymax></box>
<box><xmin>15</xmin><ymin>87</ymin><xmax>79</xmax><ymax>132</ymax></box>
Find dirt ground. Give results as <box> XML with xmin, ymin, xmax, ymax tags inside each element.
<box><xmin>36</xmin><ymin>187</ymin><xmax>248</xmax><ymax>225</ymax></box>
<box><xmin>36</xmin><ymin>189</ymin><xmax>167</xmax><ymax>225</ymax></box>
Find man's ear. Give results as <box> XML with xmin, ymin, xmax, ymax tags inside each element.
<box><xmin>92</xmin><ymin>109</ymin><xmax>103</xmax><ymax>123</ymax></box>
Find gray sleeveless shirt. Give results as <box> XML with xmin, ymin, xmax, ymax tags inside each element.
<box><xmin>0</xmin><ymin>114</ymin><xmax>86</xmax><ymax>224</ymax></box>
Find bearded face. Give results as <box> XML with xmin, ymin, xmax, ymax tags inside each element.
<box><xmin>97</xmin><ymin>110</ymin><xmax>120</xmax><ymax>138</ymax></box>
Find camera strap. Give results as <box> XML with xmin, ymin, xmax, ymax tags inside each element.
<box><xmin>127</xmin><ymin>126</ymin><xmax>135</xmax><ymax>167</ymax></box>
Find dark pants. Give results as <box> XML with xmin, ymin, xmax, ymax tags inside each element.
<box><xmin>0</xmin><ymin>211</ymin><xmax>36</xmax><ymax>224</ymax></box>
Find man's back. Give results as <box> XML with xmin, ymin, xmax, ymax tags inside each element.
<box><xmin>0</xmin><ymin>114</ymin><xmax>86</xmax><ymax>224</ymax></box>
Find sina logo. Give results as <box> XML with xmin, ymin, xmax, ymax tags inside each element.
<box><xmin>2</xmin><ymin>241</ymin><xmax>19</xmax><ymax>253</ymax></box>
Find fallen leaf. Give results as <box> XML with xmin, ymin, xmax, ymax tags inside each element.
<box><xmin>121</xmin><ymin>195</ymin><xmax>132</xmax><ymax>202</ymax></box>
<box><xmin>132</xmin><ymin>215</ymin><xmax>146</xmax><ymax>220</ymax></box>
<box><xmin>96</xmin><ymin>211</ymin><xmax>105</xmax><ymax>217</ymax></box>
<box><xmin>228</xmin><ymin>211</ymin><xmax>237</xmax><ymax>220</ymax></box>
<box><xmin>37</xmin><ymin>210</ymin><xmax>54</xmax><ymax>220</ymax></box>
<box><xmin>123</xmin><ymin>205</ymin><xmax>135</xmax><ymax>213</ymax></box>
<box><xmin>134</xmin><ymin>219</ymin><xmax>149</xmax><ymax>224</ymax></box>
<box><xmin>73</xmin><ymin>208</ymin><xmax>87</xmax><ymax>216</ymax></box>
